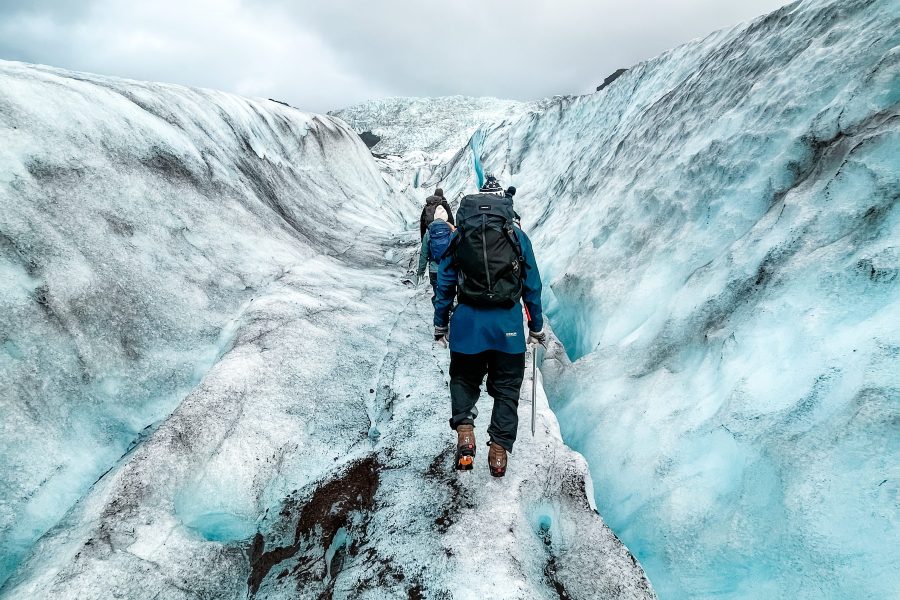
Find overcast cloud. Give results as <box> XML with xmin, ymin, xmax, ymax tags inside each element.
<box><xmin>0</xmin><ymin>0</ymin><xmax>791</xmax><ymax>113</ymax></box>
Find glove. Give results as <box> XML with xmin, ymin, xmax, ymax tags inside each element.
<box><xmin>528</xmin><ymin>329</ymin><xmax>546</xmax><ymax>346</ymax></box>
<box><xmin>434</xmin><ymin>325</ymin><xmax>448</xmax><ymax>341</ymax></box>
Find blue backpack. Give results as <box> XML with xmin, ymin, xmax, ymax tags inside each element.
<box><xmin>428</xmin><ymin>220</ymin><xmax>452</xmax><ymax>263</ymax></box>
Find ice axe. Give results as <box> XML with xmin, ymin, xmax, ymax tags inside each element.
<box><xmin>531</xmin><ymin>349</ymin><xmax>537</xmax><ymax>436</ymax></box>
<box><xmin>524</xmin><ymin>305</ymin><xmax>537</xmax><ymax>436</ymax></box>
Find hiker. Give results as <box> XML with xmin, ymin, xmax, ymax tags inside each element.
<box><xmin>420</xmin><ymin>187</ymin><xmax>455</xmax><ymax>239</ymax></box>
<box><xmin>505</xmin><ymin>186</ymin><xmax>522</xmax><ymax>226</ymax></box>
<box><xmin>417</xmin><ymin>205</ymin><xmax>455</xmax><ymax>297</ymax></box>
<box><xmin>432</xmin><ymin>175</ymin><xmax>545</xmax><ymax>478</ymax></box>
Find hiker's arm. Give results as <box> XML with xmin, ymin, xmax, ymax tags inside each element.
<box><xmin>443</xmin><ymin>200</ymin><xmax>455</xmax><ymax>226</ymax></box>
<box><xmin>519</xmin><ymin>231</ymin><xmax>544</xmax><ymax>332</ymax></box>
<box><xmin>417</xmin><ymin>232</ymin><xmax>429</xmax><ymax>277</ymax></box>
<box><xmin>419</xmin><ymin>207</ymin><xmax>427</xmax><ymax>239</ymax></box>
<box><xmin>433</xmin><ymin>250</ymin><xmax>458</xmax><ymax>327</ymax></box>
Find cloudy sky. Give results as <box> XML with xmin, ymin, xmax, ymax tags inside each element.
<box><xmin>0</xmin><ymin>0</ymin><xmax>791</xmax><ymax>113</ymax></box>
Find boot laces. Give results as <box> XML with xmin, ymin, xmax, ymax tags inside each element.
<box><xmin>458</xmin><ymin>426</ymin><xmax>474</xmax><ymax>447</ymax></box>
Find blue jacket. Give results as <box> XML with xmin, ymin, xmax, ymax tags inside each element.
<box><xmin>434</xmin><ymin>228</ymin><xmax>544</xmax><ymax>355</ymax></box>
<box><xmin>417</xmin><ymin>230</ymin><xmax>437</xmax><ymax>276</ymax></box>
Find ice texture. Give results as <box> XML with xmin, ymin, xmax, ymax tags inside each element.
<box><xmin>0</xmin><ymin>59</ymin><xmax>406</xmax><ymax>587</ymax></box>
<box><xmin>330</xmin><ymin>96</ymin><xmax>536</xmax><ymax>159</ymax></box>
<box><xmin>0</xmin><ymin>61</ymin><xmax>653</xmax><ymax>599</ymax></box>
<box><xmin>430</xmin><ymin>0</ymin><xmax>899</xmax><ymax>597</ymax></box>
<box><xmin>332</xmin><ymin>96</ymin><xmax>549</xmax><ymax>216</ymax></box>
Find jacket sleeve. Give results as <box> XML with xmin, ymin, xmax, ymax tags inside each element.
<box><xmin>442</xmin><ymin>200</ymin><xmax>455</xmax><ymax>226</ymax></box>
<box><xmin>420</xmin><ymin>206</ymin><xmax>428</xmax><ymax>239</ymax></box>
<box><xmin>433</xmin><ymin>233</ymin><xmax>459</xmax><ymax>327</ymax></box>
<box><xmin>517</xmin><ymin>229</ymin><xmax>544</xmax><ymax>332</ymax></box>
<box><xmin>417</xmin><ymin>232</ymin><xmax>429</xmax><ymax>277</ymax></box>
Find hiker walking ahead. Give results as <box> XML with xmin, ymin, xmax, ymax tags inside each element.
<box><xmin>420</xmin><ymin>187</ymin><xmax>455</xmax><ymax>239</ymax></box>
<box><xmin>417</xmin><ymin>205</ymin><xmax>455</xmax><ymax>297</ymax></box>
<box><xmin>505</xmin><ymin>185</ymin><xmax>522</xmax><ymax>226</ymax></box>
<box><xmin>432</xmin><ymin>175</ymin><xmax>545</xmax><ymax>477</ymax></box>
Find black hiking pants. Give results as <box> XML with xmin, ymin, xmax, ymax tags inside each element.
<box><xmin>449</xmin><ymin>350</ymin><xmax>526</xmax><ymax>452</ymax></box>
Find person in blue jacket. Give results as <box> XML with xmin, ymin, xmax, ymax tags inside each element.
<box><xmin>433</xmin><ymin>176</ymin><xmax>545</xmax><ymax>477</ymax></box>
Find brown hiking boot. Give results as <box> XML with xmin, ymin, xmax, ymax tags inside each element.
<box><xmin>456</xmin><ymin>424</ymin><xmax>476</xmax><ymax>470</ymax></box>
<box><xmin>488</xmin><ymin>442</ymin><xmax>507</xmax><ymax>478</ymax></box>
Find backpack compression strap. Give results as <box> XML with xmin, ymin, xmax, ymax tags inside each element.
<box><xmin>490</xmin><ymin>226</ymin><xmax>525</xmax><ymax>280</ymax></box>
<box><xmin>503</xmin><ymin>226</ymin><xmax>525</xmax><ymax>263</ymax></box>
<box><xmin>438</xmin><ymin>225</ymin><xmax>523</xmax><ymax>263</ymax></box>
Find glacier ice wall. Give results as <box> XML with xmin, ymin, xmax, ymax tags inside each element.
<box><xmin>0</xmin><ymin>59</ymin><xmax>412</xmax><ymax>586</ymax></box>
<box><xmin>436</xmin><ymin>0</ymin><xmax>899</xmax><ymax>597</ymax></box>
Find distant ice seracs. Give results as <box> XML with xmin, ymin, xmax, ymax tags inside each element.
<box><xmin>331</xmin><ymin>96</ymin><xmax>536</xmax><ymax>160</ymax></box>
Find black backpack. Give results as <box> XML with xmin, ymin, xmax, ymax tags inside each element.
<box><xmin>422</xmin><ymin>196</ymin><xmax>443</xmax><ymax>229</ymax></box>
<box><xmin>445</xmin><ymin>193</ymin><xmax>524</xmax><ymax>307</ymax></box>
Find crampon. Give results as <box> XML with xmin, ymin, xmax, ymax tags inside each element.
<box><xmin>456</xmin><ymin>424</ymin><xmax>476</xmax><ymax>470</ymax></box>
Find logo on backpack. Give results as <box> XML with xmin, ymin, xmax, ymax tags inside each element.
<box><xmin>447</xmin><ymin>193</ymin><xmax>524</xmax><ymax>308</ymax></box>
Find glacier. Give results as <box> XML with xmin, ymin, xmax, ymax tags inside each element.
<box><xmin>2</xmin><ymin>0</ymin><xmax>897</xmax><ymax>595</ymax></box>
<box><xmin>0</xmin><ymin>61</ymin><xmax>653</xmax><ymax>599</ymax></box>
<box><xmin>414</xmin><ymin>0</ymin><xmax>898</xmax><ymax>598</ymax></box>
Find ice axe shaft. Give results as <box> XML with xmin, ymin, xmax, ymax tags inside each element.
<box><xmin>523</xmin><ymin>302</ymin><xmax>537</xmax><ymax>436</ymax></box>
<box><xmin>531</xmin><ymin>348</ymin><xmax>537</xmax><ymax>436</ymax></box>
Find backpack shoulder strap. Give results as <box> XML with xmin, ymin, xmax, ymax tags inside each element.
<box><xmin>504</xmin><ymin>225</ymin><xmax>525</xmax><ymax>262</ymax></box>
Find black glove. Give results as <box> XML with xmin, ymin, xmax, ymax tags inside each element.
<box><xmin>528</xmin><ymin>329</ymin><xmax>546</xmax><ymax>346</ymax></box>
<box><xmin>434</xmin><ymin>325</ymin><xmax>449</xmax><ymax>341</ymax></box>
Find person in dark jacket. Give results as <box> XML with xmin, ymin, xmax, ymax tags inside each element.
<box><xmin>505</xmin><ymin>186</ymin><xmax>522</xmax><ymax>225</ymax></box>
<box><xmin>433</xmin><ymin>177</ymin><xmax>545</xmax><ymax>477</ymax></box>
<box><xmin>417</xmin><ymin>205</ymin><xmax>455</xmax><ymax>298</ymax></box>
<box><xmin>419</xmin><ymin>188</ymin><xmax>455</xmax><ymax>239</ymax></box>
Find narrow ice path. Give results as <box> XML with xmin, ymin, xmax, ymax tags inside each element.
<box><xmin>2</xmin><ymin>228</ymin><xmax>654</xmax><ymax>599</ymax></box>
<box><xmin>248</xmin><ymin>231</ymin><xmax>655</xmax><ymax>599</ymax></box>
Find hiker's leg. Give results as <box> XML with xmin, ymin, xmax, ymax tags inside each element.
<box><xmin>485</xmin><ymin>351</ymin><xmax>526</xmax><ymax>452</ymax></box>
<box><xmin>429</xmin><ymin>271</ymin><xmax>439</xmax><ymax>306</ymax></box>
<box><xmin>449</xmin><ymin>351</ymin><xmax>488</xmax><ymax>429</ymax></box>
